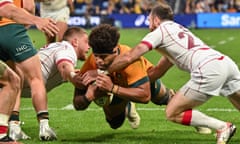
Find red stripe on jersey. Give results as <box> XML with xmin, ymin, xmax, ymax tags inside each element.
<box><xmin>56</xmin><ymin>59</ymin><xmax>73</xmax><ymax>66</ymax></box>
<box><xmin>218</xmin><ymin>56</ymin><xmax>224</xmax><ymax>60</ymax></box>
<box><xmin>199</xmin><ymin>48</ymin><xmax>210</xmax><ymax>50</ymax></box>
<box><xmin>0</xmin><ymin>1</ymin><xmax>12</xmax><ymax>8</ymax></box>
<box><xmin>181</xmin><ymin>109</ymin><xmax>192</xmax><ymax>125</ymax></box>
<box><xmin>141</xmin><ymin>41</ymin><xmax>153</xmax><ymax>50</ymax></box>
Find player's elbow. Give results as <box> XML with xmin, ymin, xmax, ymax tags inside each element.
<box><xmin>73</xmin><ymin>95</ymin><xmax>90</xmax><ymax>110</ymax></box>
<box><xmin>137</xmin><ymin>94</ymin><xmax>150</xmax><ymax>104</ymax></box>
<box><xmin>136</xmin><ymin>85</ymin><xmax>151</xmax><ymax>104</ymax></box>
<box><xmin>142</xmin><ymin>95</ymin><xmax>151</xmax><ymax>104</ymax></box>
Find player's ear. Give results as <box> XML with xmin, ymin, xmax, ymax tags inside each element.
<box><xmin>153</xmin><ymin>16</ymin><xmax>160</xmax><ymax>25</ymax></box>
<box><xmin>71</xmin><ymin>38</ymin><xmax>78</xmax><ymax>47</ymax></box>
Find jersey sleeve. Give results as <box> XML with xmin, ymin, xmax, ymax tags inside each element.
<box><xmin>55</xmin><ymin>45</ymin><xmax>77</xmax><ymax>67</ymax></box>
<box><xmin>0</xmin><ymin>0</ymin><xmax>12</xmax><ymax>6</ymax></box>
<box><xmin>124</xmin><ymin>56</ymin><xmax>150</xmax><ymax>87</ymax></box>
<box><xmin>141</xmin><ymin>27</ymin><xmax>163</xmax><ymax>50</ymax></box>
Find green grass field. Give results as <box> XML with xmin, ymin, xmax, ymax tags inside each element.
<box><xmin>18</xmin><ymin>28</ymin><xmax>240</xmax><ymax>144</ymax></box>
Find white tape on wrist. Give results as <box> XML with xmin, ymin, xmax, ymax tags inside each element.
<box><xmin>97</xmin><ymin>69</ymin><xmax>109</xmax><ymax>75</ymax></box>
<box><xmin>70</xmin><ymin>72</ymin><xmax>76</xmax><ymax>78</ymax></box>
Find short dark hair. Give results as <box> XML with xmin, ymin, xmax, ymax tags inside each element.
<box><xmin>63</xmin><ymin>27</ymin><xmax>87</xmax><ymax>41</ymax></box>
<box><xmin>150</xmin><ymin>2</ymin><xmax>174</xmax><ymax>21</ymax></box>
<box><xmin>89</xmin><ymin>24</ymin><xmax>120</xmax><ymax>54</ymax></box>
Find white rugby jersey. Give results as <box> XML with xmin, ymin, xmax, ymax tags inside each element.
<box><xmin>40</xmin><ymin>0</ymin><xmax>67</xmax><ymax>11</ymax></box>
<box><xmin>0</xmin><ymin>0</ymin><xmax>12</xmax><ymax>5</ymax></box>
<box><xmin>141</xmin><ymin>21</ymin><xmax>224</xmax><ymax>72</ymax></box>
<box><xmin>0</xmin><ymin>0</ymin><xmax>13</xmax><ymax>4</ymax></box>
<box><xmin>21</xmin><ymin>41</ymin><xmax>77</xmax><ymax>97</ymax></box>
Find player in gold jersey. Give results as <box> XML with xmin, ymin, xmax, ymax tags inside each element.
<box><xmin>72</xmin><ymin>24</ymin><xmax>175</xmax><ymax>130</ymax></box>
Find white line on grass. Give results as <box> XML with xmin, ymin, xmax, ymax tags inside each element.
<box><xmin>210</xmin><ymin>36</ymin><xmax>235</xmax><ymax>49</ymax></box>
<box><xmin>20</xmin><ymin>104</ymin><xmax>238</xmax><ymax>112</ymax></box>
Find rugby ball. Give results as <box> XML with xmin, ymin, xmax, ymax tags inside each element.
<box><xmin>94</xmin><ymin>69</ymin><xmax>113</xmax><ymax>107</ymax></box>
<box><xmin>94</xmin><ymin>92</ymin><xmax>113</xmax><ymax>107</ymax></box>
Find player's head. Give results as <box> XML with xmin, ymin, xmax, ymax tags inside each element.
<box><xmin>63</xmin><ymin>27</ymin><xmax>90</xmax><ymax>61</ymax></box>
<box><xmin>148</xmin><ymin>2</ymin><xmax>173</xmax><ymax>31</ymax></box>
<box><xmin>89</xmin><ymin>24</ymin><xmax>120</xmax><ymax>70</ymax></box>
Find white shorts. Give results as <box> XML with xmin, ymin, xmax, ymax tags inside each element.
<box><xmin>40</xmin><ymin>6</ymin><xmax>70</xmax><ymax>23</ymax></box>
<box><xmin>180</xmin><ymin>55</ymin><xmax>240</xmax><ymax>98</ymax></box>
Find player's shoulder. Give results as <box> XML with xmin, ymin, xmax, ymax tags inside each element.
<box><xmin>118</xmin><ymin>44</ymin><xmax>131</xmax><ymax>53</ymax></box>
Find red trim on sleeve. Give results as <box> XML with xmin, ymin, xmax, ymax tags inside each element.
<box><xmin>181</xmin><ymin>109</ymin><xmax>192</xmax><ymax>125</ymax></box>
<box><xmin>0</xmin><ymin>125</ymin><xmax>8</xmax><ymax>134</ymax></box>
<box><xmin>0</xmin><ymin>1</ymin><xmax>12</xmax><ymax>8</ymax></box>
<box><xmin>56</xmin><ymin>59</ymin><xmax>73</xmax><ymax>66</ymax></box>
<box><xmin>141</xmin><ymin>41</ymin><xmax>153</xmax><ymax>50</ymax></box>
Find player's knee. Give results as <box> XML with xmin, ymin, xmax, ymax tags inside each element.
<box><xmin>8</xmin><ymin>69</ymin><xmax>21</xmax><ymax>93</ymax></box>
<box><xmin>107</xmin><ymin>112</ymin><xmax>125</xmax><ymax>129</ymax></box>
<box><xmin>165</xmin><ymin>107</ymin><xmax>177</xmax><ymax>122</ymax></box>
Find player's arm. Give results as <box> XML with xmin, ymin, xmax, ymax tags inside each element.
<box><xmin>56</xmin><ymin>60</ymin><xmax>76</xmax><ymax>84</ymax></box>
<box><xmin>108</xmin><ymin>43</ymin><xmax>149</xmax><ymax>73</ymax></box>
<box><xmin>0</xmin><ymin>3</ymin><xmax>59</xmax><ymax>36</ymax></box>
<box><xmin>96</xmin><ymin>73</ymin><xmax>151</xmax><ymax>103</ymax></box>
<box><xmin>22</xmin><ymin>0</ymin><xmax>35</xmax><ymax>15</ymax></box>
<box><xmin>73</xmin><ymin>87</ymin><xmax>90</xmax><ymax>110</ymax></box>
<box><xmin>0</xmin><ymin>3</ymin><xmax>38</xmax><ymax>24</ymax></box>
<box><xmin>147</xmin><ymin>56</ymin><xmax>173</xmax><ymax>82</ymax></box>
<box><xmin>73</xmin><ymin>82</ymin><xmax>105</xmax><ymax>110</ymax></box>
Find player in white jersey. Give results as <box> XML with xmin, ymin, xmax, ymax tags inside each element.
<box><xmin>0</xmin><ymin>1</ymin><xmax>59</xmax><ymax>143</ymax></box>
<box><xmin>9</xmin><ymin>27</ymin><xmax>90</xmax><ymax>141</ymax></box>
<box><xmin>37</xmin><ymin>0</ymin><xmax>74</xmax><ymax>44</ymax></box>
<box><xmin>108</xmin><ymin>2</ymin><xmax>240</xmax><ymax>144</ymax></box>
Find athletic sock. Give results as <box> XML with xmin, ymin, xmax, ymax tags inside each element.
<box><xmin>181</xmin><ymin>109</ymin><xmax>226</xmax><ymax>130</ymax></box>
<box><xmin>37</xmin><ymin>111</ymin><xmax>49</xmax><ymax>122</ymax></box>
<box><xmin>9</xmin><ymin>111</ymin><xmax>20</xmax><ymax>121</ymax></box>
<box><xmin>0</xmin><ymin>114</ymin><xmax>9</xmax><ymax>139</ymax></box>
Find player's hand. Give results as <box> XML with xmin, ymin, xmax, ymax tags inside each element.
<box><xmin>81</xmin><ymin>70</ymin><xmax>98</xmax><ymax>86</ymax></box>
<box><xmin>95</xmin><ymin>73</ymin><xmax>113</xmax><ymax>92</ymax></box>
<box><xmin>35</xmin><ymin>18</ymin><xmax>59</xmax><ymax>37</ymax></box>
<box><xmin>86</xmin><ymin>84</ymin><xmax>106</xmax><ymax>101</ymax></box>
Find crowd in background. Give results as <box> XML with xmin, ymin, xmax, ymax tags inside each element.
<box><xmin>34</xmin><ymin>0</ymin><xmax>240</xmax><ymax>17</ymax></box>
<box><xmin>70</xmin><ymin>0</ymin><xmax>240</xmax><ymax>16</ymax></box>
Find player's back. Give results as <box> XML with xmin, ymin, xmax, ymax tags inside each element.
<box><xmin>145</xmin><ymin>21</ymin><xmax>223</xmax><ymax>72</ymax></box>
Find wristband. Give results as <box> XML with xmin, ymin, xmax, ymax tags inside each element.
<box><xmin>70</xmin><ymin>71</ymin><xmax>76</xmax><ymax>78</ymax></box>
<box><xmin>112</xmin><ymin>85</ymin><xmax>119</xmax><ymax>94</ymax></box>
<box><xmin>97</xmin><ymin>69</ymin><xmax>109</xmax><ymax>75</ymax></box>
<box><xmin>110</xmin><ymin>84</ymin><xmax>114</xmax><ymax>93</ymax></box>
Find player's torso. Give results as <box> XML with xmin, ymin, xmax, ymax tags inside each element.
<box><xmin>148</xmin><ymin>21</ymin><xmax>221</xmax><ymax>71</ymax></box>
